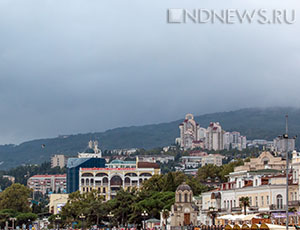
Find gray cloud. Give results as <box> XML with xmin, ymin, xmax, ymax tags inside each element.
<box><xmin>0</xmin><ymin>0</ymin><xmax>300</xmax><ymax>144</ymax></box>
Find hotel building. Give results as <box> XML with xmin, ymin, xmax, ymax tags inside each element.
<box><xmin>79</xmin><ymin>159</ymin><xmax>160</xmax><ymax>200</ymax></box>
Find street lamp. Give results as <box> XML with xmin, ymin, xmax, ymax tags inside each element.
<box><xmin>107</xmin><ymin>212</ymin><xmax>114</xmax><ymax>230</ymax></box>
<box><xmin>141</xmin><ymin>210</ymin><xmax>148</xmax><ymax>230</ymax></box>
<box><xmin>9</xmin><ymin>218</ymin><xmax>16</xmax><ymax>230</ymax></box>
<box><xmin>79</xmin><ymin>214</ymin><xmax>85</xmax><ymax>230</ymax></box>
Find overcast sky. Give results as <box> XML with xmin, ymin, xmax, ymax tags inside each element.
<box><xmin>0</xmin><ymin>0</ymin><xmax>299</xmax><ymax>144</ymax></box>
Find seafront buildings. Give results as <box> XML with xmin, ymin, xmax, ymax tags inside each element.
<box><xmin>79</xmin><ymin>159</ymin><xmax>160</xmax><ymax>200</ymax></box>
<box><xmin>200</xmin><ymin>151</ymin><xmax>300</xmax><ymax>225</ymax></box>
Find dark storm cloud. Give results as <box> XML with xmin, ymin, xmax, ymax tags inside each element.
<box><xmin>0</xmin><ymin>0</ymin><xmax>299</xmax><ymax>144</ymax></box>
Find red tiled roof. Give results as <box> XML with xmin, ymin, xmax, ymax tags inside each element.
<box><xmin>137</xmin><ymin>162</ymin><xmax>160</xmax><ymax>169</ymax></box>
<box><xmin>31</xmin><ymin>174</ymin><xmax>66</xmax><ymax>178</ymax></box>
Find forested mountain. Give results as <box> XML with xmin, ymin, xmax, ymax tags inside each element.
<box><xmin>0</xmin><ymin>107</ymin><xmax>299</xmax><ymax>169</ymax></box>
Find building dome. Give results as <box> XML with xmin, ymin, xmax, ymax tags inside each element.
<box><xmin>176</xmin><ymin>182</ymin><xmax>192</xmax><ymax>192</ymax></box>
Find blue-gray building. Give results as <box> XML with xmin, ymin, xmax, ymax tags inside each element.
<box><xmin>67</xmin><ymin>157</ymin><xmax>105</xmax><ymax>193</ymax></box>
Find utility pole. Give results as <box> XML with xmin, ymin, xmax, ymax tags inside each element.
<box><xmin>284</xmin><ymin>115</ymin><xmax>289</xmax><ymax>230</ymax></box>
<box><xmin>283</xmin><ymin>115</ymin><xmax>297</xmax><ymax>230</ymax></box>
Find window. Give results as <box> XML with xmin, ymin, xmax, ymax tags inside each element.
<box><xmin>277</xmin><ymin>194</ymin><xmax>283</xmax><ymax>209</ymax></box>
<box><xmin>261</xmin><ymin>196</ymin><xmax>264</xmax><ymax>206</ymax></box>
<box><xmin>267</xmin><ymin>195</ymin><xmax>270</xmax><ymax>205</ymax></box>
<box><xmin>239</xmin><ymin>181</ymin><xmax>241</xmax><ymax>188</ymax></box>
<box><xmin>179</xmin><ymin>193</ymin><xmax>182</xmax><ymax>202</ymax></box>
<box><xmin>184</xmin><ymin>193</ymin><xmax>188</xmax><ymax>203</ymax></box>
<box><xmin>249</xmin><ymin>197</ymin><xmax>252</xmax><ymax>206</ymax></box>
<box><xmin>234</xmin><ymin>200</ymin><xmax>236</xmax><ymax>207</ymax></box>
<box><xmin>255</xmin><ymin>196</ymin><xmax>258</xmax><ymax>206</ymax></box>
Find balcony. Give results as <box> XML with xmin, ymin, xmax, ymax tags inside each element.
<box><xmin>269</xmin><ymin>204</ymin><xmax>286</xmax><ymax>211</ymax></box>
<box><xmin>231</xmin><ymin>207</ymin><xmax>242</xmax><ymax>212</ymax></box>
<box><xmin>248</xmin><ymin>206</ymin><xmax>259</xmax><ymax>211</ymax></box>
<box><xmin>289</xmin><ymin>200</ymin><xmax>300</xmax><ymax>206</ymax></box>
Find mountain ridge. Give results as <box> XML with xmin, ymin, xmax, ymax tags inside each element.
<box><xmin>0</xmin><ymin>107</ymin><xmax>299</xmax><ymax>170</ymax></box>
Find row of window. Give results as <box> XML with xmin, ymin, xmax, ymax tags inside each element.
<box><xmin>81</xmin><ymin>177</ymin><xmax>148</xmax><ymax>186</ymax></box>
<box><xmin>81</xmin><ymin>172</ymin><xmax>152</xmax><ymax>177</ymax></box>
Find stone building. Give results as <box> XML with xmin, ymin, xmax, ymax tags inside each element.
<box><xmin>170</xmin><ymin>183</ymin><xmax>198</xmax><ymax>226</ymax></box>
<box><xmin>234</xmin><ymin>151</ymin><xmax>286</xmax><ymax>172</ymax></box>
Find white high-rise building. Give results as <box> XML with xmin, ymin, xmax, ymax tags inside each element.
<box><xmin>206</xmin><ymin>122</ymin><xmax>224</xmax><ymax>151</ymax></box>
<box><xmin>178</xmin><ymin>114</ymin><xmax>200</xmax><ymax>150</ymax></box>
<box><xmin>223</xmin><ymin>131</ymin><xmax>247</xmax><ymax>151</ymax></box>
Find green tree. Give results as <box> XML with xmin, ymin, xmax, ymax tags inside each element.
<box><xmin>60</xmin><ymin>190</ymin><xmax>105</xmax><ymax>227</ymax></box>
<box><xmin>239</xmin><ymin>197</ymin><xmax>250</xmax><ymax>215</ymax></box>
<box><xmin>16</xmin><ymin>213</ymin><xmax>38</xmax><ymax>226</ymax></box>
<box><xmin>0</xmin><ymin>184</ymin><xmax>31</xmax><ymax>213</ymax></box>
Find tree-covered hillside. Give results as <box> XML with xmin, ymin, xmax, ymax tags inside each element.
<box><xmin>0</xmin><ymin>107</ymin><xmax>298</xmax><ymax>169</ymax></box>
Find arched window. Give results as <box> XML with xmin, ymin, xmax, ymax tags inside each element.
<box><xmin>90</xmin><ymin>179</ymin><xmax>94</xmax><ymax>185</ymax></box>
<box><xmin>110</xmin><ymin>175</ymin><xmax>123</xmax><ymax>186</ymax></box>
<box><xmin>140</xmin><ymin>173</ymin><xmax>152</xmax><ymax>177</ymax></box>
<box><xmin>125</xmin><ymin>177</ymin><xmax>131</xmax><ymax>184</ymax></box>
<box><xmin>96</xmin><ymin>173</ymin><xmax>108</xmax><ymax>177</ymax></box>
<box><xmin>81</xmin><ymin>179</ymin><xmax>85</xmax><ymax>185</ymax></box>
<box><xmin>277</xmin><ymin>194</ymin><xmax>283</xmax><ymax>209</ymax></box>
<box><xmin>82</xmin><ymin>173</ymin><xmax>93</xmax><ymax>177</ymax></box>
<box><xmin>86</xmin><ymin>178</ymin><xmax>89</xmax><ymax>186</ymax></box>
<box><xmin>179</xmin><ymin>193</ymin><xmax>182</xmax><ymax>203</ymax></box>
<box><xmin>125</xmin><ymin>173</ymin><xmax>137</xmax><ymax>177</ymax></box>
<box><xmin>184</xmin><ymin>193</ymin><xmax>188</xmax><ymax>203</ymax></box>
<box><xmin>103</xmin><ymin>177</ymin><xmax>108</xmax><ymax>184</ymax></box>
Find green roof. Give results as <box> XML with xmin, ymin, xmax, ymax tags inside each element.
<box><xmin>110</xmin><ymin>160</ymin><xmax>136</xmax><ymax>164</ymax></box>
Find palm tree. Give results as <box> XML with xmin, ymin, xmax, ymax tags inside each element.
<box><xmin>239</xmin><ymin>197</ymin><xmax>250</xmax><ymax>215</ymax></box>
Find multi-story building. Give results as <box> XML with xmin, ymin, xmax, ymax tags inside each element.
<box><xmin>67</xmin><ymin>140</ymin><xmax>106</xmax><ymax>193</ymax></box>
<box><xmin>137</xmin><ymin>155</ymin><xmax>175</xmax><ymax>164</ymax></box>
<box><xmin>223</xmin><ymin>131</ymin><xmax>247</xmax><ymax>151</ymax></box>
<box><xmin>201</xmin><ymin>175</ymin><xmax>298</xmax><ymax>225</ymax></box>
<box><xmin>79</xmin><ymin>159</ymin><xmax>160</xmax><ymax>200</ymax></box>
<box><xmin>27</xmin><ymin>174</ymin><xmax>67</xmax><ymax>194</ymax></box>
<box><xmin>51</xmin><ymin>155</ymin><xmax>68</xmax><ymax>168</ymax></box>
<box><xmin>181</xmin><ymin>153</ymin><xmax>224</xmax><ymax>168</ymax></box>
<box><xmin>200</xmin><ymin>151</ymin><xmax>299</xmax><ymax>225</ymax></box>
<box><xmin>178</xmin><ymin>114</ymin><xmax>200</xmax><ymax>150</ymax></box>
<box><xmin>206</xmin><ymin>122</ymin><xmax>225</xmax><ymax>151</ymax></box>
<box><xmin>234</xmin><ymin>151</ymin><xmax>286</xmax><ymax>172</ymax></box>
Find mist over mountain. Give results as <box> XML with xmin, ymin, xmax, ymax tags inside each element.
<box><xmin>0</xmin><ymin>107</ymin><xmax>298</xmax><ymax>170</ymax></box>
